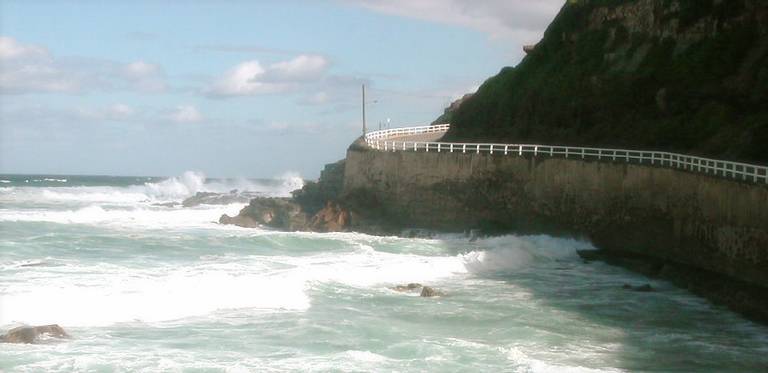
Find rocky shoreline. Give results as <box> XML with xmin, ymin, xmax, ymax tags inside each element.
<box><xmin>217</xmin><ymin>158</ymin><xmax>768</xmax><ymax>325</ymax></box>
<box><xmin>218</xmin><ymin>160</ymin><xmax>402</xmax><ymax>235</ymax></box>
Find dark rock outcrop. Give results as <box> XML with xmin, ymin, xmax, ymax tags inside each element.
<box><xmin>292</xmin><ymin>160</ymin><xmax>346</xmax><ymax>216</ymax></box>
<box><xmin>218</xmin><ymin>159</ymin><xmax>395</xmax><ymax>233</ymax></box>
<box><xmin>420</xmin><ymin>286</ymin><xmax>445</xmax><ymax>297</ymax></box>
<box><xmin>307</xmin><ymin>201</ymin><xmax>350</xmax><ymax>232</ymax></box>
<box><xmin>432</xmin><ymin>93</ymin><xmax>474</xmax><ymax>125</ymax></box>
<box><xmin>219</xmin><ymin>197</ymin><xmax>307</xmax><ymax>230</ymax></box>
<box><xmin>1</xmin><ymin>324</ymin><xmax>69</xmax><ymax>344</ymax></box>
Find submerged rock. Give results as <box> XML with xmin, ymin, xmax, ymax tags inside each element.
<box><xmin>420</xmin><ymin>286</ymin><xmax>445</xmax><ymax>297</ymax></box>
<box><xmin>391</xmin><ymin>283</ymin><xmax>423</xmax><ymax>292</ymax></box>
<box><xmin>1</xmin><ymin>324</ymin><xmax>70</xmax><ymax>344</ymax></box>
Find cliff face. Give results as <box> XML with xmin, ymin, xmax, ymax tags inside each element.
<box><xmin>445</xmin><ymin>0</ymin><xmax>768</xmax><ymax>163</ymax></box>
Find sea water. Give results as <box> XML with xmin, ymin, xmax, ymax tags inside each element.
<box><xmin>1</xmin><ymin>172</ymin><xmax>767</xmax><ymax>372</ymax></box>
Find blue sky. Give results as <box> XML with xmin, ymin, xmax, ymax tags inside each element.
<box><xmin>0</xmin><ymin>0</ymin><xmax>562</xmax><ymax>178</ymax></box>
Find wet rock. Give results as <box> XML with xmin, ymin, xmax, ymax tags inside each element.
<box><xmin>308</xmin><ymin>201</ymin><xmax>350</xmax><ymax>232</ymax></box>
<box><xmin>622</xmin><ymin>283</ymin><xmax>654</xmax><ymax>292</ymax></box>
<box><xmin>1</xmin><ymin>324</ymin><xmax>70</xmax><ymax>344</ymax></box>
<box><xmin>391</xmin><ymin>283</ymin><xmax>423</xmax><ymax>292</ymax></box>
<box><xmin>420</xmin><ymin>286</ymin><xmax>445</xmax><ymax>297</ymax></box>
<box><xmin>219</xmin><ymin>197</ymin><xmax>308</xmax><ymax>230</ymax></box>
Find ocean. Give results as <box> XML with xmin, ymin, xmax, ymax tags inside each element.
<box><xmin>1</xmin><ymin>173</ymin><xmax>767</xmax><ymax>372</ymax></box>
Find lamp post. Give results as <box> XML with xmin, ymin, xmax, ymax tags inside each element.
<box><xmin>362</xmin><ymin>84</ymin><xmax>366</xmax><ymax>136</ymax></box>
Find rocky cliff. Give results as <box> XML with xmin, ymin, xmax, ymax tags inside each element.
<box><xmin>443</xmin><ymin>0</ymin><xmax>768</xmax><ymax>163</ymax></box>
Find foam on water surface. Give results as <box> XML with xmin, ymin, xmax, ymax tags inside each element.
<box><xmin>2</xmin><ymin>173</ymin><xmax>768</xmax><ymax>372</ymax></box>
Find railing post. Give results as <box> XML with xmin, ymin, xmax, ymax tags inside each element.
<box><xmin>581</xmin><ymin>148</ymin><xmax>585</xmax><ymax>159</ymax></box>
<box><xmin>438</xmin><ymin>143</ymin><xmax>441</xmax><ymax>153</ymax></box>
<box><xmin>490</xmin><ymin>145</ymin><xmax>494</xmax><ymax>154</ymax></box>
<box><xmin>463</xmin><ymin>144</ymin><xmax>466</xmax><ymax>154</ymax></box>
<box><xmin>504</xmin><ymin>145</ymin><xmax>508</xmax><ymax>155</ymax></box>
<box><xmin>476</xmin><ymin>145</ymin><xmax>480</xmax><ymax>154</ymax></box>
<box><xmin>535</xmin><ymin>146</ymin><xmax>538</xmax><ymax>157</ymax></box>
<box><xmin>450</xmin><ymin>143</ymin><xmax>454</xmax><ymax>153</ymax></box>
<box><xmin>565</xmin><ymin>148</ymin><xmax>569</xmax><ymax>158</ymax></box>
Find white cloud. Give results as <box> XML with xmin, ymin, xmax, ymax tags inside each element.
<box><xmin>347</xmin><ymin>0</ymin><xmax>563</xmax><ymax>43</ymax></box>
<box><xmin>0</xmin><ymin>36</ymin><xmax>49</xmax><ymax>60</ymax></box>
<box><xmin>0</xmin><ymin>36</ymin><xmax>168</xmax><ymax>94</ymax></box>
<box><xmin>207</xmin><ymin>54</ymin><xmax>330</xmax><ymax>97</ymax></box>
<box><xmin>268</xmin><ymin>55</ymin><xmax>329</xmax><ymax>81</ymax></box>
<box><xmin>170</xmin><ymin>105</ymin><xmax>203</xmax><ymax>123</ymax></box>
<box><xmin>122</xmin><ymin>60</ymin><xmax>167</xmax><ymax>92</ymax></box>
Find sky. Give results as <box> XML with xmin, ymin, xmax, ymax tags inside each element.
<box><xmin>0</xmin><ymin>0</ymin><xmax>563</xmax><ymax>179</ymax></box>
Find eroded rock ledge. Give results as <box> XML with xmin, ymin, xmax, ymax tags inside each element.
<box><xmin>219</xmin><ymin>160</ymin><xmax>399</xmax><ymax>234</ymax></box>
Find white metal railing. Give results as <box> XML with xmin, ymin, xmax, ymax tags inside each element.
<box><xmin>363</xmin><ymin>124</ymin><xmax>768</xmax><ymax>185</ymax></box>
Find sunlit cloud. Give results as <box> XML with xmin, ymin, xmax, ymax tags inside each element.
<box><xmin>206</xmin><ymin>54</ymin><xmax>330</xmax><ymax>97</ymax></box>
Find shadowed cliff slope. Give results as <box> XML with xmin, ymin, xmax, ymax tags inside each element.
<box><xmin>442</xmin><ymin>0</ymin><xmax>768</xmax><ymax>163</ymax></box>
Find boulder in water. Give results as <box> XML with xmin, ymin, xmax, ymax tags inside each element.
<box><xmin>420</xmin><ymin>286</ymin><xmax>445</xmax><ymax>297</ymax></box>
<box><xmin>1</xmin><ymin>324</ymin><xmax>70</xmax><ymax>344</ymax></box>
<box><xmin>219</xmin><ymin>197</ymin><xmax>308</xmax><ymax>230</ymax></box>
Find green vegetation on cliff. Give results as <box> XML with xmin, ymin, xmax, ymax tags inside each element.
<box><xmin>443</xmin><ymin>0</ymin><xmax>768</xmax><ymax>163</ymax></box>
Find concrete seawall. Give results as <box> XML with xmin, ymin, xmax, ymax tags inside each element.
<box><xmin>343</xmin><ymin>146</ymin><xmax>768</xmax><ymax>288</ymax></box>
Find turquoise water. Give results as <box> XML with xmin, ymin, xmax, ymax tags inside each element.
<box><xmin>1</xmin><ymin>173</ymin><xmax>767</xmax><ymax>372</ymax></box>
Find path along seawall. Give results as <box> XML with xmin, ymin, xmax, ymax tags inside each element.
<box><xmin>342</xmin><ymin>130</ymin><xmax>768</xmax><ymax>320</ymax></box>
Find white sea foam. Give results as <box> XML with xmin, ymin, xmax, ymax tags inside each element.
<box><xmin>0</xmin><ymin>203</ymin><xmax>246</xmax><ymax>229</ymax></box>
<box><xmin>0</xmin><ymin>179</ymin><xmax>11</xmax><ymax>183</ymax></box>
<box><xmin>0</xmin><ymin>240</ymin><xmax>471</xmax><ymax>327</ymax></box>
<box><xmin>460</xmin><ymin>235</ymin><xmax>594</xmax><ymax>274</ymax></box>
<box><xmin>0</xmin><ymin>170</ymin><xmax>304</xmax><ymax>207</ymax></box>
<box><xmin>0</xmin><ymin>234</ymin><xmax>594</xmax><ymax>327</ymax></box>
<box><xmin>502</xmin><ymin>346</ymin><xmax>624</xmax><ymax>373</ymax></box>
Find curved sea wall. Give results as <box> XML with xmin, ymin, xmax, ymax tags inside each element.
<box><xmin>343</xmin><ymin>146</ymin><xmax>768</xmax><ymax>291</ymax></box>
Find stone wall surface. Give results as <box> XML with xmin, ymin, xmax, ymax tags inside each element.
<box><xmin>343</xmin><ymin>147</ymin><xmax>768</xmax><ymax>287</ymax></box>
